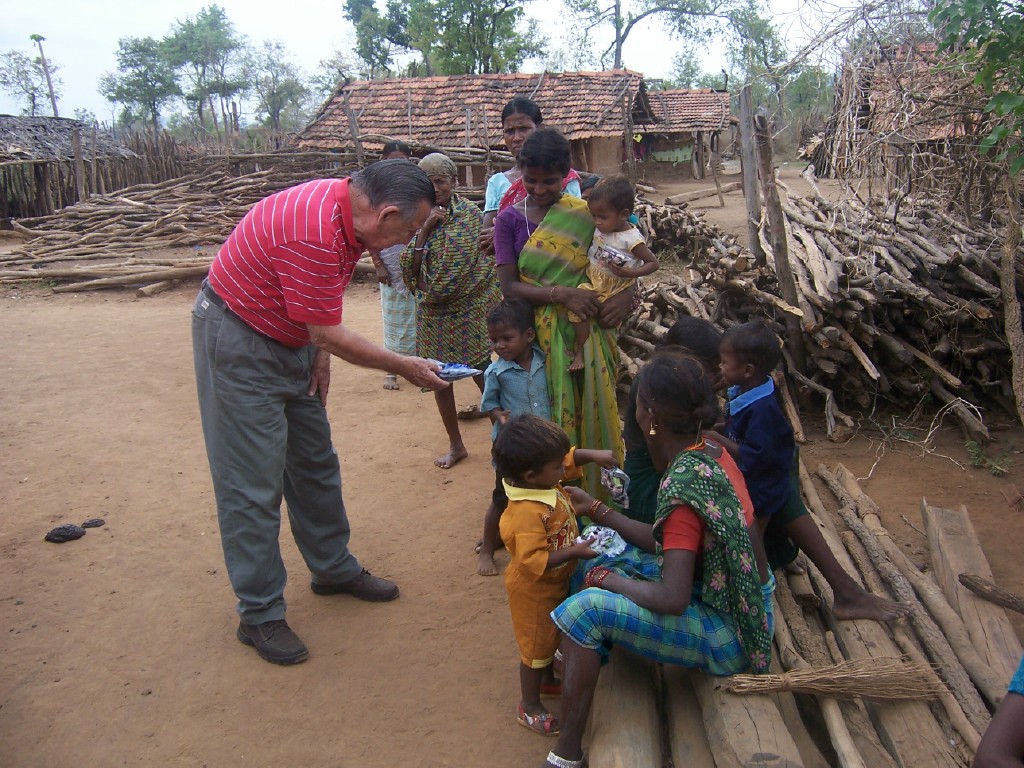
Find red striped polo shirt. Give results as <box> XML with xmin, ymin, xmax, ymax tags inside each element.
<box><xmin>208</xmin><ymin>178</ymin><xmax>361</xmax><ymax>347</ymax></box>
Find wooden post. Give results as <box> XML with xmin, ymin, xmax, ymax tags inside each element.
<box><xmin>738</xmin><ymin>86</ymin><xmax>765</xmax><ymax>265</ymax></box>
<box><xmin>754</xmin><ymin>108</ymin><xmax>805</xmax><ymax>372</ymax></box>
<box><xmin>585</xmin><ymin>647</ymin><xmax>661</xmax><ymax>768</ymax></box>
<box><xmin>622</xmin><ymin>93</ymin><xmax>637</xmax><ymax>184</ymax></box>
<box><xmin>71</xmin><ymin>128</ymin><xmax>88</xmax><ymax>203</ymax></box>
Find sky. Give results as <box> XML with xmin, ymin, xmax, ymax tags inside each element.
<box><xmin>0</xmin><ymin>0</ymin><xmax>813</xmax><ymax>123</ymax></box>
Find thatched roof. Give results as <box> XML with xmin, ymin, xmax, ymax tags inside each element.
<box><xmin>0</xmin><ymin>115</ymin><xmax>135</xmax><ymax>163</ymax></box>
<box><xmin>296</xmin><ymin>70</ymin><xmax>658</xmax><ymax>152</ymax></box>
<box><xmin>647</xmin><ymin>89</ymin><xmax>732</xmax><ymax>134</ymax></box>
<box><xmin>844</xmin><ymin>42</ymin><xmax>981</xmax><ymax>144</ymax></box>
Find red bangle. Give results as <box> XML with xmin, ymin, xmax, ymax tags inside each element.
<box><xmin>588</xmin><ymin>499</ymin><xmax>602</xmax><ymax>520</ymax></box>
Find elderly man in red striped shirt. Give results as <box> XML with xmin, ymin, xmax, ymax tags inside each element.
<box><xmin>192</xmin><ymin>160</ymin><xmax>447</xmax><ymax>665</ymax></box>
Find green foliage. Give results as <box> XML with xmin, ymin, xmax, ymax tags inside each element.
<box><xmin>310</xmin><ymin>50</ymin><xmax>358</xmax><ymax>104</ymax></box>
<box><xmin>0</xmin><ymin>48</ymin><xmax>61</xmax><ymax>116</ymax></box>
<box><xmin>163</xmin><ymin>4</ymin><xmax>247</xmax><ymax>134</ymax></box>
<box><xmin>932</xmin><ymin>0</ymin><xmax>1024</xmax><ymax>174</ymax></box>
<box><xmin>345</xmin><ymin>0</ymin><xmax>545</xmax><ymax>75</ymax></box>
<box><xmin>243</xmin><ymin>41</ymin><xmax>308</xmax><ymax>132</ymax></box>
<box><xmin>99</xmin><ymin>37</ymin><xmax>181</xmax><ymax>132</ymax></box>
<box><xmin>965</xmin><ymin>440</ymin><xmax>1010</xmax><ymax>476</ymax></box>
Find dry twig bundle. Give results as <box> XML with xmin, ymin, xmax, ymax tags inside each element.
<box><xmin>723</xmin><ymin>657</ymin><xmax>943</xmax><ymax>700</ymax></box>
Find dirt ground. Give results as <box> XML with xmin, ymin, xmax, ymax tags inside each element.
<box><xmin>1</xmin><ymin>174</ymin><xmax>1022</xmax><ymax>767</ymax></box>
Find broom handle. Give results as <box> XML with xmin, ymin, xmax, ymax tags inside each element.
<box><xmin>774</xmin><ymin>599</ymin><xmax>868</xmax><ymax>768</ymax></box>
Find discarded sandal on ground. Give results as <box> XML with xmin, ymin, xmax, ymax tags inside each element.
<box><xmin>544</xmin><ymin>751</ymin><xmax>587</xmax><ymax>768</ymax></box>
<box><xmin>517</xmin><ymin>703</ymin><xmax>559</xmax><ymax>736</ymax></box>
<box><xmin>457</xmin><ymin>404</ymin><xmax>488</xmax><ymax>420</ymax></box>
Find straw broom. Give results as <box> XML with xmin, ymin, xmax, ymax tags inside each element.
<box><xmin>723</xmin><ymin>657</ymin><xmax>943</xmax><ymax>700</ymax></box>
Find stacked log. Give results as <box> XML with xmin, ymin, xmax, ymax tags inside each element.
<box><xmin>587</xmin><ymin>464</ymin><xmax>1019</xmax><ymax>767</ymax></box>
<box><xmin>622</xmin><ymin>179</ymin><xmax>1023</xmax><ymax>436</ymax></box>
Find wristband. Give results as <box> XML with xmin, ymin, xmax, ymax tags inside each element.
<box><xmin>587</xmin><ymin>499</ymin><xmax>602</xmax><ymax>520</ymax></box>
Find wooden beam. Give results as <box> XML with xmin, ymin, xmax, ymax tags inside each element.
<box><xmin>663</xmin><ymin>667</ymin><xmax>716</xmax><ymax>768</ymax></box>
<box><xmin>737</xmin><ymin>86</ymin><xmax>765</xmax><ymax>265</ymax></box>
<box><xmin>922</xmin><ymin>501</ymin><xmax>1022</xmax><ymax>683</ymax></box>
<box><xmin>585</xmin><ymin>647</ymin><xmax>661</xmax><ymax>768</ymax></box>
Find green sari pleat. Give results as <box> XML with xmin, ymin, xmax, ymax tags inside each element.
<box><xmin>517</xmin><ymin>196</ymin><xmax>624</xmax><ymax>497</ymax></box>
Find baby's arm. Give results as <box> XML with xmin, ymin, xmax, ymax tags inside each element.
<box><xmin>608</xmin><ymin>242</ymin><xmax>659</xmax><ymax>278</ymax></box>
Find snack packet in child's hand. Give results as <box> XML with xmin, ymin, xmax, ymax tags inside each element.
<box><xmin>575</xmin><ymin>525</ymin><xmax>627</xmax><ymax>557</ymax></box>
<box><xmin>601</xmin><ymin>467</ymin><xmax>630</xmax><ymax>509</ymax></box>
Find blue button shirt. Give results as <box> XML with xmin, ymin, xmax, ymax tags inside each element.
<box><xmin>481</xmin><ymin>345</ymin><xmax>552</xmax><ymax>441</ymax></box>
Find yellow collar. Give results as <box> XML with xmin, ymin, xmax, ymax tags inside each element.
<box><xmin>502</xmin><ymin>479</ymin><xmax>558</xmax><ymax>508</ymax></box>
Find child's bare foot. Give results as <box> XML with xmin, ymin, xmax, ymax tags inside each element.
<box><xmin>383</xmin><ymin>373</ymin><xmax>399</xmax><ymax>390</ymax></box>
<box><xmin>833</xmin><ymin>590</ymin><xmax>913</xmax><ymax>622</ymax></box>
<box><xmin>435</xmin><ymin>445</ymin><xmax>468</xmax><ymax>468</ymax></box>
<box><xmin>475</xmin><ymin>536</ymin><xmax>505</xmax><ymax>554</ymax></box>
<box><xmin>568</xmin><ymin>351</ymin><xmax>585</xmax><ymax>372</ymax></box>
<box><xmin>477</xmin><ymin>551</ymin><xmax>499</xmax><ymax>576</ymax></box>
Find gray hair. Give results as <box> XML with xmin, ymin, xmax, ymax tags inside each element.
<box><xmin>418</xmin><ymin>152</ymin><xmax>458</xmax><ymax>178</ymax></box>
<box><xmin>351</xmin><ymin>160</ymin><xmax>435</xmax><ymax>219</ymax></box>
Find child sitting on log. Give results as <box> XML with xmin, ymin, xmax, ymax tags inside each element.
<box><xmin>705</xmin><ymin>319</ymin><xmax>911</xmax><ymax>622</ymax></box>
<box><xmin>492</xmin><ymin>414</ymin><xmax>615</xmax><ymax>736</ymax></box>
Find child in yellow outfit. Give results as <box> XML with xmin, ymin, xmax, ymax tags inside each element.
<box><xmin>494</xmin><ymin>413</ymin><xmax>616</xmax><ymax>737</ymax></box>
<box><xmin>568</xmin><ymin>176</ymin><xmax>658</xmax><ymax>372</ymax></box>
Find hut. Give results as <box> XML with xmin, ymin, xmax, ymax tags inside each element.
<box><xmin>642</xmin><ymin>88</ymin><xmax>732</xmax><ymax>179</ymax></box>
<box><xmin>1</xmin><ymin>116</ymin><xmax>190</xmax><ymax>221</ymax></box>
<box><xmin>810</xmin><ymin>42</ymin><xmax>987</xmax><ymax>196</ymax></box>
<box><xmin>295</xmin><ymin>70</ymin><xmax>658</xmax><ymax>185</ymax></box>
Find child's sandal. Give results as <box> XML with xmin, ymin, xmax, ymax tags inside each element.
<box><xmin>545</xmin><ymin>751</ymin><xmax>587</xmax><ymax>768</ymax></box>
<box><xmin>517</xmin><ymin>703</ymin><xmax>559</xmax><ymax>736</ymax></box>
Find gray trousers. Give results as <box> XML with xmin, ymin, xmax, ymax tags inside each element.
<box><xmin>192</xmin><ymin>286</ymin><xmax>361</xmax><ymax>624</ymax></box>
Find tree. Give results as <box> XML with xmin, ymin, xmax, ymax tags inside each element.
<box><xmin>564</xmin><ymin>0</ymin><xmax>739</xmax><ymax>70</ymax></box>
<box><xmin>164</xmin><ymin>4</ymin><xmax>246</xmax><ymax>139</ymax></box>
<box><xmin>345</xmin><ymin>0</ymin><xmax>545</xmax><ymax>75</ymax></box>
<box><xmin>99</xmin><ymin>36</ymin><xmax>181</xmax><ymax>133</ymax></box>
<box><xmin>29</xmin><ymin>34</ymin><xmax>60</xmax><ymax>117</ymax></box>
<box><xmin>311</xmin><ymin>49</ymin><xmax>358</xmax><ymax>104</ymax></box>
<box><xmin>0</xmin><ymin>49</ymin><xmax>61</xmax><ymax>116</ymax></box>
<box><xmin>243</xmin><ymin>41</ymin><xmax>308</xmax><ymax>132</ymax></box>
<box><xmin>932</xmin><ymin>0</ymin><xmax>1024</xmax><ymax>174</ymax></box>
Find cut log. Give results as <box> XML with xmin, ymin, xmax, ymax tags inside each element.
<box><xmin>585</xmin><ymin>647</ymin><xmax>661</xmax><ymax>768</ymax></box>
<box><xmin>808</xmin><ymin>472</ymin><xmax>970</xmax><ymax>768</ymax></box>
<box><xmin>921</xmin><ymin>501</ymin><xmax>1022</xmax><ymax>683</ymax></box>
<box><xmin>665</xmin><ymin>181</ymin><xmax>742</xmax><ymax>205</ymax></box>
<box><xmin>959</xmin><ymin>574</ymin><xmax>1024</xmax><ymax>617</ymax></box>
<box><xmin>663</xmin><ymin>667</ymin><xmax>717</xmax><ymax>768</ymax></box>
<box><xmin>691</xmin><ymin>669</ymin><xmax>806</xmax><ymax>768</ymax></box>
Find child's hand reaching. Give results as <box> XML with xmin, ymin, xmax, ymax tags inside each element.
<box><xmin>573</xmin><ymin>448</ymin><xmax>617</xmax><ymax>468</ymax></box>
<box><xmin>606</xmin><ymin>262</ymin><xmax>640</xmax><ymax>279</ymax></box>
<box><xmin>489</xmin><ymin>408</ymin><xmax>511</xmax><ymax>425</ymax></box>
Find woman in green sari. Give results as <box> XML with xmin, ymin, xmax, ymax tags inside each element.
<box><xmin>493</xmin><ymin>129</ymin><xmax>632</xmax><ymax>496</ymax></box>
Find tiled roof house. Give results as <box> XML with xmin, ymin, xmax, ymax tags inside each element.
<box><xmin>640</xmin><ymin>88</ymin><xmax>733</xmax><ymax>177</ymax></box>
<box><xmin>296</xmin><ymin>70</ymin><xmax>657</xmax><ymax>177</ymax></box>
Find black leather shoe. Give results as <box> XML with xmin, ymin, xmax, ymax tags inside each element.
<box><xmin>236</xmin><ymin>620</ymin><xmax>309</xmax><ymax>665</ymax></box>
<box><xmin>311</xmin><ymin>568</ymin><xmax>399</xmax><ymax>602</ymax></box>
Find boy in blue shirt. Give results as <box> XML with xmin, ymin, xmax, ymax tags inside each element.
<box><xmin>477</xmin><ymin>299</ymin><xmax>552</xmax><ymax>576</ymax></box>
<box><xmin>707</xmin><ymin>320</ymin><xmax>909</xmax><ymax>621</ymax></box>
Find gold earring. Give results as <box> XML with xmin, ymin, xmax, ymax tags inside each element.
<box><xmin>648</xmin><ymin>424</ymin><xmax>657</xmax><ymax>436</ymax></box>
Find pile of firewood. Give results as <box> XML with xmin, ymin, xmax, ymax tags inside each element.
<box><xmin>623</xmin><ymin>176</ymin><xmax>1022</xmax><ymax>439</ymax></box>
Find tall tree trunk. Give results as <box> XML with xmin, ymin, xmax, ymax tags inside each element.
<box><xmin>1002</xmin><ymin>177</ymin><xmax>1024</xmax><ymax>426</ymax></box>
<box><xmin>32</xmin><ymin>37</ymin><xmax>59</xmax><ymax>118</ymax></box>
<box><xmin>613</xmin><ymin>0</ymin><xmax>623</xmax><ymax>69</ymax></box>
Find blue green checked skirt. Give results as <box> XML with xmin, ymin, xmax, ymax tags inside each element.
<box><xmin>380</xmin><ymin>283</ymin><xmax>417</xmax><ymax>356</ymax></box>
<box><xmin>553</xmin><ymin>546</ymin><xmax>775</xmax><ymax>676</ymax></box>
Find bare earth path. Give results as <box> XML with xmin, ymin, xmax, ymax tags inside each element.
<box><xmin>1</xmin><ymin>261</ymin><xmax>1021</xmax><ymax>765</ymax></box>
